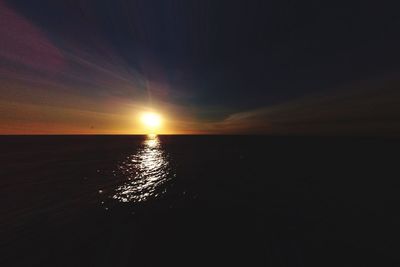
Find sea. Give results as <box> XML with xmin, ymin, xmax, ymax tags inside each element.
<box><xmin>1</xmin><ymin>135</ymin><xmax>400</xmax><ymax>266</ymax></box>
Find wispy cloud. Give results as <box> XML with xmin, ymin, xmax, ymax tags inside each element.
<box><xmin>210</xmin><ymin>76</ymin><xmax>400</xmax><ymax>136</ymax></box>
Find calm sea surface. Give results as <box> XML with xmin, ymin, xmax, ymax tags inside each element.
<box><xmin>1</xmin><ymin>135</ymin><xmax>400</xmax><ymax>266</ymax></box>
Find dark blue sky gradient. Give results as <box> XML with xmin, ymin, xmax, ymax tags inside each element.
<box><xmin>8</xmin><ymin>0</ymin><xmax>400</xmax><ymax>107</ymax></box>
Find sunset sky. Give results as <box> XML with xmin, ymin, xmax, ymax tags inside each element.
<box><xmin>1</xmin><ymin>0</ymin><xmax>400</xmax><ymax>135</ymax></box>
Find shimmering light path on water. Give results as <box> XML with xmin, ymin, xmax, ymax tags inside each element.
<box><xmin>112</xmin><ymin>135</ymin><xmax>172</xmax><ymax>203</ymax></box>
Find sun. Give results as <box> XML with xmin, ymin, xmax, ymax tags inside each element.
<box><xmin>140</xmin><ymin>112</ymin><xmax>162</xmax><ymax>130</ymax></box>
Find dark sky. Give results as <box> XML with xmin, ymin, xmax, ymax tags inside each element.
<box><xmin>1</xmin><ymin>0</ymin><xmax>400</xmax><ymax>134</ymax></box>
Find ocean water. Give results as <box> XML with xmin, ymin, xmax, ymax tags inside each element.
<box><xmin>1</xmin><ymin>135</ymin><xmax>400</xmax><ymax>266</ymax></box>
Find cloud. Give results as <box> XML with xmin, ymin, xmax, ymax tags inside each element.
<box><xmin>212</xmin><ymin>75</ymin><xmax>400</xmax><ymax>136</ymax></box>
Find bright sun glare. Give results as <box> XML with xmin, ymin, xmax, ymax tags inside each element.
<box><xmin>140</xmin><ymin>112</ymin><xmax>162</xmax><ymax>130</ymax></box>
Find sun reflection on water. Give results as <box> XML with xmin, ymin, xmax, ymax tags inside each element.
<box><xmin>112</xmin><ymin>135</ymin><xmax>172</xmax><ymax>203</ymax></box>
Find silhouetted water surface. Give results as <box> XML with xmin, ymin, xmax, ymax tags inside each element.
<box><xmin>1</xmin><ymin>135</ymin><xmax>400</xmax><ymax>266</ymax></box>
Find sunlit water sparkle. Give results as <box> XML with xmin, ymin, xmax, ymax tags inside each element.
<box><xmin>112</xmin><ymin>135</ymin><xmax>172</xmax><ymax>203</ymax></box>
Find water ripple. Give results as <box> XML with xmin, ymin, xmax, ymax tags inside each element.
<box><xmin>112</xmin><ymin>135</ymin><xmax>172</xmax><ymax>203</ymax></box>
